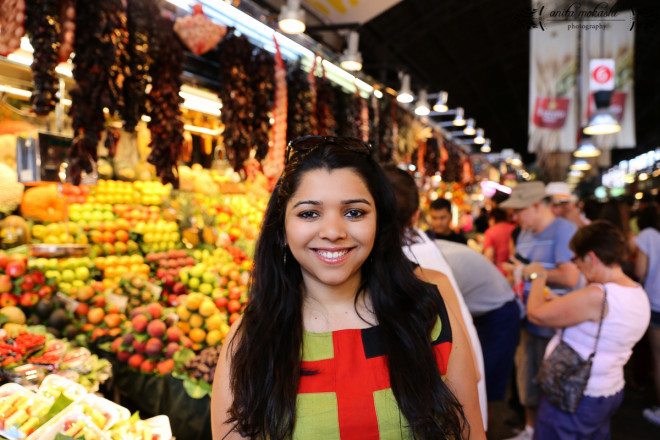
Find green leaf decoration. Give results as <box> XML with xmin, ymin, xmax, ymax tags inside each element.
<box><xmin>54</xmin><ymin>432</ymin><xmax>76</xmax><ymax>440</ymax></box>
<box><xmin>182</xmin><ymin>376</ymin><xmax>212</xmax><ymax>399</ymax></box>
<box><xmin>172</xmin><ymin>347</ymin><xmax>196</xmax><ymax>371</ymax></box>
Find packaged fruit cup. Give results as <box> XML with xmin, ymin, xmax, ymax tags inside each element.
<box><xmin>68</xmin><ymin>394</ymin><xmax>130</xmax><ymax>431</ymax></box>
<box><xmin>26</xmin><ymin>408</ymin><xmax>108</xmax><ymax>440</ymax></box>
<box><xmin>2</xmin><ymin>364</ymin><xmax>45</xmax><ymax>390</ymax></box>
<box><xmin>108</xmin><ymin>415</ymin><xmax>172</xmax><ymax>440</ymax></box>
<box><xmin>38</xmin><ymin>374</ymin><xmax>88</xmax><ymax>402</ymax></box>
<box><xmin>0</xmin><ymin>383</ymin><xmax>53</xmax><ymax>439</ymax></box>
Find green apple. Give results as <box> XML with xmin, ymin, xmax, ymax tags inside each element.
<box><xmin>61</xmin><ymin>269</ymin><xmax>75</xmax><ymax>283</ymax></box>
<box><xmin>58</xmin><ymin>282</ymin><xmax>72</xmax><ymax>295</ymax></box>
<box><xmin>202</xmin><ymin>272</ymin><xmax>216</xmax><ymax>285</ymax></box>
<box><xmin>190</xmin><ymin>264</ymin><xmax>205</xmax><ymax>279</ymax></box>
<box><xmin>199</xmin><ymin>283</ymin><xmax>213</xmax><ymax>295</ymax></box>
<box><xmin>188</xmin><ymin>277</ymin><xmax>201</xmax><ymax>291</ymax></box>
<box><xmin>75</xmin><ymin>266</ymin><xmax>90</xmax><ymax>281</ymax></box>
<box><xmin>45</xmin><ymin>270</ymin><xmax>61</xmax><ymax>283</ymax></box>
<box><xmin>179</xmin><ymin>269</ymin><xmax>189</xmax><ymax>285</ymax></box>
<box><xmin>72</xmin><ymin>279</ymin><xmax>85</xmax><ymax>288</ymax></box>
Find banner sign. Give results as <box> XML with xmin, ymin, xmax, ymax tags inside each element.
<box><xmin>589</xmin><ymin>59</ymin><xmax>615</xmax><ymax>91</ymax></box>
<box><xmin>528</xmin><ymin>21</ymin><xmax>578</xmax><ymax>153</ymax></box>
<box><xmin>304</xmin><ymin>0</ymin><xmax>400</xmax><ymax>25</ymax></box>
<box><xmin>580</xmin><ymin>11</ymin><xmax>635</xmax><ymax>149</ymax></box>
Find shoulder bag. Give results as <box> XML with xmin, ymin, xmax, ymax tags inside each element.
<box><xmin>534</xmin><ymin>287</ymin><xmax>607</xmax><ymax>413</ymax></box>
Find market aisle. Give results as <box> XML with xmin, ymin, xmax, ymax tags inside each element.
<box><xmin>487</xmin><ymin>382</ymin><xmax>659</xmax><ymax>440</ymax></box>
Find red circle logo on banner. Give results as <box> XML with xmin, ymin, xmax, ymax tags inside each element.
<box><xmin>592</xmin><ymin>66</ymin><xmax>613</xmax><ymax>84</ymax></box>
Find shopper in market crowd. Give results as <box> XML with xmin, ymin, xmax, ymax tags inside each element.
<box><xmin>483</xmin><ymin>207</ymin><xmax>516</xmax><ymax>277</ymax></box>
<box><xmin>525</xmin><ymin>220</ymin><xmax>650</xmax><ymax>439</ymax></box>
<box><xmin>433</xmin><ymin>239</ymin><xmax>522</xmax><ymax>405</ymax></box>
<box><xmin>425</xmin><ymin>197</ymin><xmax>468</xmax><ymax>244</ymax></box>
<box><xmin>633</xmin><ymin>205</ymin><xmax>660</xmax><ymax>426</ymax></box>
<box><xmin>545</xmin><ymin>182</ymin><xmax>589</xmax><ymax>229</ymax></box>
<box><xmin>383</xmin><ymin>164</ymin><xmax>488</xmax><ymax>430</ymax></box>
<box><xmin>211</xmin><ymin>136</ymin><xmax>485</xmax><ymax>439</ymax></box>
<box><xmin>500</xmin><ymin>181</ymin><xmax>581</xmax><ymax>440</ymax></box>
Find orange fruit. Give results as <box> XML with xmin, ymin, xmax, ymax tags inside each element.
<box><xmin>177</xmin><ymin>321</ymin><xmax>191</xmax><ymax>334</ymax></box>
<box><xmin>206</xmin><ymin>329</ymin><xmax>222</xmax><ymax>346</ymax></box>
<box><xmin>189</xmin><ymin>313</ymin><xmax>204</xmax><ymax>329</ymax></box>
<box><xmin>176</xmin><ymin>304</ymin><xmax>191</xmax><ymax>321</ymax></box>
<box><xmin>198</xmin><ymin>299</ymin><xmax>217</xmax><ymax>318</ymax></box>
<box><xmin>87</xmin><ymin>308</ymin><xmax>105</xmax><ymax>325</ymax></box>
<box><xmin>189</xmin><ymin>328</ymin><xmax>206</xmax><ymax>343</ymax></box>
<box><xmin>205</xmin><ymin>314</ymin><xmax>223</xmax><ymax>331</ymax></box>
<box><xmin>185</xmin><ymin>293</ymin><xmax>203</xmax><ymax>311</ymax></box>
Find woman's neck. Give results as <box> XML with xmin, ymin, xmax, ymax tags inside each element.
<box><xmin>591</xmin><ymin>264</ymin><xmax>636</xmax><ymax>287</ymax></box>
<box><xmin>302</xmin><ymin>282</ymin><xmax>375</xmax><ymax>332</ymax></box>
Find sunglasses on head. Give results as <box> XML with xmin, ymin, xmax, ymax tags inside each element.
<box><xmin>285</xmin><ymin>136</ymin><xmax>373</xmax><ymax>164</ymax></box>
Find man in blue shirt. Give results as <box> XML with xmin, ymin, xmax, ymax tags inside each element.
<box><xmin>501</xmin><ymin>181</ymin><xmax>580</xmax><ymax>440</ymax></box>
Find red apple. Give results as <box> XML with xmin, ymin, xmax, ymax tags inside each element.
<box><xmin>31</xmin><ymin>271</ymin><xmax>46</xmax><ymax>286</ymax></box>
<box><xmin>227</xmin><ymin>299</ymin><xmax>242</xmax><ymax>314</ymax></box>
<box><xmin>75</xmin><ymin>303</ymin><xmax>90</xmax><ymax>317</ymax></box>
<box><xmin>172</xmin><ymin>282</ymin><xmax>186</xmax><ymax>296</ymax></box>
<box><xmin>19</xmin><ymin>292</ymin><xmax>39</xmax><ymax>307</ymax></box>
<box><xmin>157</xmin><ymin>358</ymin><xmax>175</xmax><ymax>375</ymax></box>
<box><xmin>0</xmin><ymin>251</ymin><xmax>8</xmax><ymax>269</ymax></box>
<box><xmin>0</xmin><ymin>292</ymin><xmax>19</xmax><ymax>307</ymax></box>
<box><xmin>132</xmin><ymin>314</ymin><xmax>149</xmax><ymax>333</ymax></box>
<box><xmin>5</xmin><ymin>260</ymin><xmax>26</xmax><ymax>278</ymax></box>
<box><xmin>19</xmin><ymin>275</ymin><xmax>35</xmax><ymax>292</ymax></box>
<box><xmin>92</xmin><ymin>295</ymin><xmax>107</xmax><ymax>308</ymax></box>
<box><xmin>37</xmin><ymin>285</ymin><xmax>53</xmax><ymax>298</ymax></box>
<box><xmin>166</xmin><ymin>326</ymin><xmax>182</xmax><ymax>343</ymax></box>
<box><xmin>214</xmin><ymin>297</ymin><xmax>228</xmax><ymax>309</ymax></box>
<box><xmin>140</xmin><ymin>359</ymin><xmax>156</xmax><ymax>373</ymax></box>
<box><xmin>117</xmin><ymin>350</ymin><xmax>131</xmax><ymax>362</ymax></box>
<box><xmin>133</xmin><ymin>339</ymin><xmax>146</xmax><ymax>353</ymax></box>
<box><xmin>128</xmin><ymin>353</ymin><xmax>144</xmax><ymax>369</ymax></box>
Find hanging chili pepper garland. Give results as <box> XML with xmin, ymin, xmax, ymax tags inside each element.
<box><xmin>315</xmin><ymin>75</ymin><xmax>338</xmax><ymax>137</ymax></box>
<box><xmin>68</xmin><ymin>0</ymin><xmax>128</xmax><ymax>184</ymax></box>
<box><xmin>262</xmin><ymin>36</ymin><xmax>287</xmax><ymax>187</ymax></box>
<box><xmin>145</xmin><ymin>13</ymin><xmax>184</xmax><ymax>187</ymax></box>
<box><xmin>286</xmin><ymin>62</ymin><xmax>313</xmax><ymax>141</ymax></box>
<box><xmin>250</xmin><ymin>47</ymin><xmax>274</xmax><ymax>161</ymax></box>
<box><xmin>58</xmin><ymin>0</ymin><xmax>74</xmax><ymax>63</ymax></box>
<box><xmin>0</xmin><ymin>0</ymin><xmax>26</xmax><ymax>57</ymax></box>
<box><xmin>24</xmin><ymin>0</ymin><xmax>61</xmax><ymax>116</ymax></box>
<box><xmin>122</xmin><ymin>0</ymin><xmax>158</xmax><ymax>132</ymax></box>
<box><xmin>216</xmin><ymin>32</ymin><xmax>256</xmax><ymax>171</ymax></box>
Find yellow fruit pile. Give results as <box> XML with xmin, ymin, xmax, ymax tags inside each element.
<box><xmin>175</xmin><ymin>293</ymin><xmax>230</xmax><ymax>351</ymax></box>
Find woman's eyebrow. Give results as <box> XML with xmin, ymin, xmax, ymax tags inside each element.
<box><xmin>341</xmin><ymin>198</ymin><xmax>371</xmax><ymax>205</ymax></box>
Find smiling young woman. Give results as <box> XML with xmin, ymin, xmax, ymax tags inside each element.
<box><xmin>211</xmin><ymin>136</ymin><xmax>484</xmax><ymax>439</ymax></box>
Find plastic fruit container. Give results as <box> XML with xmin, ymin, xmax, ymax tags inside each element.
<box><xmin>0</xmin><ymin>383</ymin><xmax>53</xmax><ymax>439</ymax></box>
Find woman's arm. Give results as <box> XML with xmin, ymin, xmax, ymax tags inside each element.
<box><xmin>635</xmin><ymin>249</ymin><xmax>648</xmax><ymax>284</ymax></box>
<box><xmin>211</xmin><ymin>317</ymin><xmax>244</xmax><ymax>439</ymax></box>
<box><xmin>414</xmin><ymin>267</ymin><xmax>481</xmax><ymax>382</ymax></box>
<box><xmin>444</xmin><ymin>305</ymin><xmax>486</xmax><ymax>439</ymax></box>
<box><xmin>524</xmin><ymin>262</ymin><xmax>606</xmax><ymax>328</ymax></box>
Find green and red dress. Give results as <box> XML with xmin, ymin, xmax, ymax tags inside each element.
<box><xmin>294</xmin><ymin>310</ymin><xmax>452</xmax><ymax>439</ymax></box>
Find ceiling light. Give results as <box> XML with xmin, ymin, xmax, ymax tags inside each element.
<box><xmin>397</xmin><ymin>73</ymin><xmax>414</xmax><ymax>103</ymax></box>
<box><xmin>574</xmin><ymin>133</ymin><xmax>601</xmax><ymax>157</ymax></box>
<box><xmin>339</xmin><ymin>31</ymin><xmax>362</xmax><ymax>71</ymax></box>
<box><xmin>639</xmin><ymin>173</ymin><xmax>649</xmax><ymax>181</ymax></box>
<box><xmin>433</xmin><ymin>91</ymin><xmax>448</xmax><ymax>112</ymax></box>
<box><xmin>414</xmin><ymin>89</ymin><xmax>430</xmax><ymax>116</ymax></box>
<box><xmin>473</xmin><ymin>128</ymin><xmax>485</xmax><ymax>144</ymax></box>
<box><xmin>279</xmin><ymin>0</ymin><xmax>305</xmax><ymax>34</ymax></box>
<box><xmin>569</xmin><ymin>169</ymin><xmax>584</xmax><ymax>177</ymax></box>
<box><xmin>480</xmin><ymin>138</ymin><xmax>491</xmax><ymax>153</ymax></box>
<box><xmin>452</xmin><ymin>107</ymin><xmax>465</xmax><ymax>126</ymax></box>
<box><xmin>584</xmin><ymin>91</ymin><xmax>621</xmax><ymax>135</ymax></box>
<box><xmin>570</xmin><ymin>159</ymin><xmax>592</xmax><ymax>171</ymax></box>
<box><xmin>463</xmin><ymin>118</ymin><xmax>475</xmax><ymax>136</ymax></box>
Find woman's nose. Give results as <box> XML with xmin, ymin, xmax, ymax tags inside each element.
<box><xmin>319</xmin><ymin>213</ymin><xmax>347</xmax><ymax>241</ymax></box>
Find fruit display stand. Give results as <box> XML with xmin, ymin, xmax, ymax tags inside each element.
<box><xmin>0</xmin><ymin>173</ymin><xmax>268</xmax><ymax>438</ymax></box>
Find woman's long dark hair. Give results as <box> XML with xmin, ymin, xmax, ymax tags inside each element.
<box><xmin>227</xmin><ymin>142</ymin><xmax>467</xmax><ymax>439</ymax></box>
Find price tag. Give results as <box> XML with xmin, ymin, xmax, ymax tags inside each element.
<box><xmin>56</xmin><ymin>292</ymin><xmax>79</xmax><ymax>313</ymax></box>
<box><xmin>106</xmin><ymin>293</ymin><xmax>129</xmax><ymax>313</ymax></box>
<box><xmin>146</xmin><ymin>282</ymin><xmax>163</xmax><ymax>302</ymax></box>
